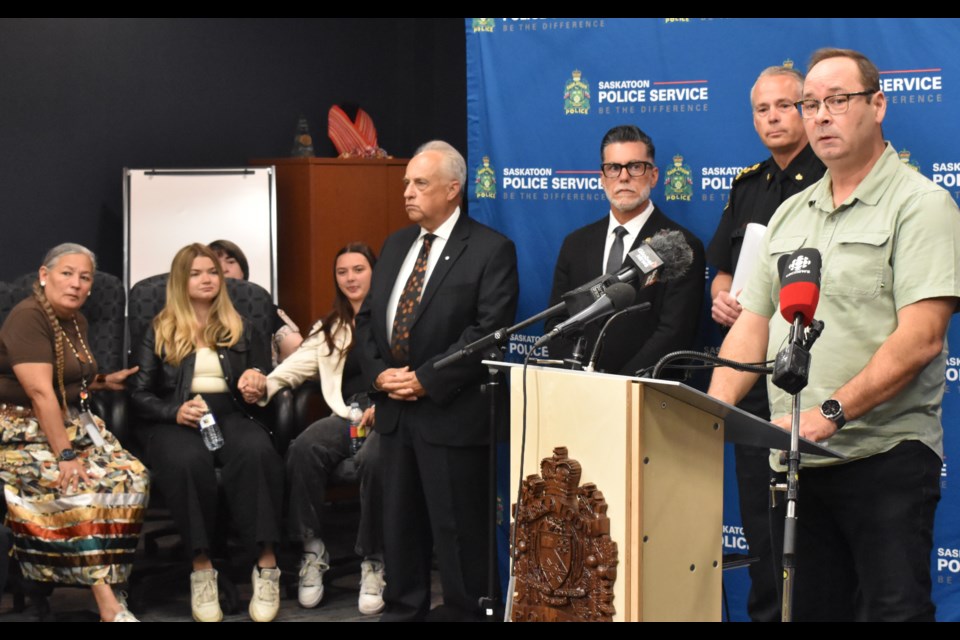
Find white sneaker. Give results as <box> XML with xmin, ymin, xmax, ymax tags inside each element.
<box><xmin>107</xmin><ymin>590</ymin><xmax>138</xmax><ymax>622</ymax></box>
<box><xmin>358</xmin><ymin>559</ymin><xmax>386</xmax><ymax>615</ymax></box>
<box><xmin>298</xmin><ymin>552</ymin><xmax>330</xmax><ymax>608</ymax></box>
<box><xmin>249</xmin><ymin>566</ymin><xmax>281</xmax><ymax>622</ymax></box>
<box><xmin>105</xmin><ymin>592</ymin><xmax>139</xmax><ymax>622</ymax></box>
<box><xmin>190</xmin><ymin>569</ymin><xmax>223</xmax><ymax>623</ymax></box>
<box><xmin>110</xmin><ymin>607</ymin><xmax>139</xmax><ymax>622</ymax></box>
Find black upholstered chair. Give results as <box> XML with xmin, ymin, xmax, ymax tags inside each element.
<box><xmin>126</xmin><ymin>274</ymin><xmax>295</xmax><ymax>448</ymax></box>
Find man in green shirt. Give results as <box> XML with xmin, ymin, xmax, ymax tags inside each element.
<box><xmin>708</xmin><ymin>47</ymin><xmax>960</xmax><ymax>621</ymax></box>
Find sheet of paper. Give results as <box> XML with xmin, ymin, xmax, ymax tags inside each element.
<box><xmin>731</xmin><ymin>223</ymin><xmax>767</xmax><ymax>300</ymax></box>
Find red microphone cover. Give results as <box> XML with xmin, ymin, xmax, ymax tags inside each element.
<box><xmin>779</xmin><ymin>248</ymin><xmax>822</xmax><ymax>326</ymax></box>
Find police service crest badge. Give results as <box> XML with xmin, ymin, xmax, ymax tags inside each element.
<box><xmin>564</xmin><ymin>70</ymin><xmax>591</xmax><ymax>115</ymax></box>
<box><xmin>899</xmin><ymin>148</ymin><xmax>921</xmax><ymax>172</ymax></box>
<box><xmin>665</xmin><ymin>153</ymin><xmax>693</xmax><ymax>201</ymax></box>
<box><xmin>475</xmin><ymin>156</ymin><xmax>496</xmax><ymax>199</ymax></box>
<box><xmin>472</xmin><ymin>18</ymin><xmax>495</xmax><ymax>33</ymax></box>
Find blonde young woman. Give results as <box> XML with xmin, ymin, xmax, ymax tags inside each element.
<box><xmin>0</xmin><ymin>243</ymin><xmax>147</xmax><ymax>622</ymax></box>
<box><xmin>129</xmin><ymin>244</ymin><xmax>284</xmax><ymax>623</ymax></box>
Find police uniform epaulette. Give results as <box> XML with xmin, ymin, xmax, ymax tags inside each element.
<box><xmin>733</xmin><ymin>162</ymin><xmax>763</xmax><ymax>183</ymax></box>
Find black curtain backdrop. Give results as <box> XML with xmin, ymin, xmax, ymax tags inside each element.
<box><xmin>0</xmin><ymin>18</ymin><xmax>466</xmax><ymax>279</ymax></box>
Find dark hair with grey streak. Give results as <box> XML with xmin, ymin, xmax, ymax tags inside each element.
<box><xmin>600</xmin><ymin>125</ymin><xmax>656</xmax><ymax>164</ymax></box>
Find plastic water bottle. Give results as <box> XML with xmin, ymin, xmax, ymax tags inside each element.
<box><xmin>348</xmin><ymin>402</ymin><xmax>364</xmax><ymax>455</ymax></box>
<box><xmin>196</xmin><ymin>394</ymin><xmax>224</xmax><ymax>451</ymax></box>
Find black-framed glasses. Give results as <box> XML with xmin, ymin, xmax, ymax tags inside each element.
<box><xmin>601</xmin><ymin>161</ymin><xmax>654</xmax><ymax>178</ymax></box>
<box><xmin>795</xmin><ymin>89</ymin><xmax>878</xmax><ymax>119</ymax></box>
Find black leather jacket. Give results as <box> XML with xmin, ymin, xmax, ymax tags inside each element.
<box><xmin>128</xmin><ymin>320</ymin><xmax>270</xmax><ymax>427</ymax></box>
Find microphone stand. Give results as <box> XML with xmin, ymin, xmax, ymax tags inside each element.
<box><xmin>433</xmin><ymin>302</ymin><xmax>565</xmax><ymax>370</ymax></box>
<box><xmin>564</xmin><ymin>336</ymin><xmax>588</xmax><ymax>371</ymax></box>
<box><xmin>773</xmin><ymin>315</ymin><xmax>824</xmax><ymax>622</ymax></box>
<box><xmin>434</xmin><ymin>302</ymin><xmax>567</xmax><ymax>621</ymax></box>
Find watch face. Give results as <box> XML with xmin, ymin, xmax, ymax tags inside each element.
<box><xmin>822</xmin><ymin>399</ymin><xmax>842</xmax><ymax>419</ymax></box>
<box><xmin>60</xmin><ymin>448</ymin><xmax>77</xmax><ymax>461</ymax></box>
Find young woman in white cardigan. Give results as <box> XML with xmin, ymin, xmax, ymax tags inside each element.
<box><xmin>249</xmin><ymin>242</ymin><xmax>384</xmax><ymax>615</ymax></box>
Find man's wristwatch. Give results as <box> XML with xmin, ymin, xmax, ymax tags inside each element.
<box><xmin>59</xmin><ymin>448</ymin><xmax>78</xmax><ymax>462</ymax></box>
<box><xmin>820</xmin><ymin>398</ymin><xmax>846</xmax><ymax>430</ymax></box>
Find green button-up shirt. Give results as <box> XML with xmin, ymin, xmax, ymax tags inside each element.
<box><xmin>740</xmin><ymin>143</ymin><xmax>960</xmax><ymax>466</ymax></box>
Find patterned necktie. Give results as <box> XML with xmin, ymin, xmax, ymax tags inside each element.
<box><xmin>606</xmin><ymin>226</ymin><xmax>628</xmax><ymax>275</ymax></box>
<box><xmin>391</xmin><ymin>234</ymin><xmax>435</xmax><ymax>363</ymax></box>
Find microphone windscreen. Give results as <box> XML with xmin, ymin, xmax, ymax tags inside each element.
<box><xmin>777</xmin><ymin>253</ymin><xmax>791</xmax><ymax>280</ymax></box>
<box><xmin>779</xmin><ymin>248</ymin><xmax>822</xmax><ymax>326</ymax></box>
<box><xmin>605</xmin><ymin>282</ymin><xmax>637</xmax><ymax>312</ymax></box>
<box><xmin>645</xmin><ymin>229</ymin><xmax>694</xmax><ymax>282</ymax></box>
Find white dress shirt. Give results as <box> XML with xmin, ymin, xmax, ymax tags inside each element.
<box><xmin>386</xmin><ymin>207</ymin><xmax>461</xmax><ymax>342</ymax></box>
<box><xmin>601</xmin><ymin>201</ymin><xmax>654</xmax><ymax>273</ymax></box>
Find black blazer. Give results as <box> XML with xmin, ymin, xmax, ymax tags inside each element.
<box><xmin>547</xmin><ymin>206</ymin><xmax>705</xmax><ymax>376</ymax></box>
<box><xmin>356</xmin><ymin>213</ymin><xmax>519</xmax><ymax>447</ymax></box>
<box><xmin>128</xmin><ymin>320</ymin><xmax>270</xmax><ymax>426</ymax></box>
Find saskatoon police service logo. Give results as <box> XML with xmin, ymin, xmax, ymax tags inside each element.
<box><xmin>664</xmin><ymin>153</ymin><xmax>693</xmax><ymax>202</ymax></box>
<box><xmin>472</xmin><ymin>18</ymin><xmax>495</xmax><ymax>33</ymax></box>
<box><xmin>475</xmin><ymin>156</ymin><xmax>496</xmax><ymax>199</ymax></box>
<box><xmin>564</xmin><ymin>70</ymin><xmax>591</xmax><ymax>115</ymax></box>
<box><xmin>899</xmin><ymin>148</ymin><xmax>921</xmax><ymax>172</ymax></box>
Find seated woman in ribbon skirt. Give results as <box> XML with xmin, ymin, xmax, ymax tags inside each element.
<box><xmin>0</xmin><ymin>243</ymin><xmax>147</xmax><ymax>622</ymax></box>
<box><xmin>250</xmin><ymin>242</ymin><xmax>385</xmax><ymax>615</ymax></box>
<box><xmin>129</xmin><ymin>243</ymin><xmax>284</xmax><ymax>623</ymax></box>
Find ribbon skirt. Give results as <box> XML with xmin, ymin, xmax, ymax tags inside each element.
<box><xmin>0</xmin><ymin>405</ymin><xmax>149</xmax><ymax>585</ymax></box>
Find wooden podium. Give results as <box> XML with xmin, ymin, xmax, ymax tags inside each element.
<box><xmin>506</xmin><ymin>364</ymin><xmax>837</xmax><ymax>622</ymax></box>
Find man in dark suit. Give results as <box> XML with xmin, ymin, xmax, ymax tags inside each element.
<box><xmin>547</xmin><ymin>124</ymin><xmax>705</xmax><ymax>375</ymax></box>
<box><xmin>356</xmin><ymin>140</ymin><xmax>519</xmax><ymax>621</ymax></box>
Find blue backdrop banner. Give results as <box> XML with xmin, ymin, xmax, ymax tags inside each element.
<box><xmin>466</xmin><ymin>17</ymin><xmax>960</xmax><ymax>621</ymax></box>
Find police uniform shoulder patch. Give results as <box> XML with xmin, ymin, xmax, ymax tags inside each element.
<box><xmin>733</xmin><ymin>162</ymin><xmax>762</xmax><ymax>183</ymax></box>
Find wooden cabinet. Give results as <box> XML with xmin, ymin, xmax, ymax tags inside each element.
<box><xmin>251</xmin><ymin>157</ymin><xmax>409</xmax><ymax>330</ymax></box>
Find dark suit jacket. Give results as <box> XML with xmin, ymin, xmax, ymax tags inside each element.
<box><xmin>547</xmin><ymin>205</ymin><xmax>705</xmax><ymax>376</ymax></box>
<box><xmin>357</xmin><ymin>213</ymin><xmax>519</xmax><ymax>447</ymax></box>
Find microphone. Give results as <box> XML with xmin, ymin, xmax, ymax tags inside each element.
<box><xmin>621</xmin><ymin>228</ymin><xmax>696</xmax><ymax>286</ymax></box>
<box><xmin>535</xmin><ymin>283</ymin><xmax>636</xmax><ymax>348</ymax></box>
<box><xmin>561</xmin><ymin>229</ymin><xmax>695</xmax><ymax>316</ymax></box>
<box><xmin>772</xmin><ymin>248</ymin><xmax>822</xmax><ymax>394</ymax></box>
<box><xmin>778</xmin><ymin>248</ymin><xmax>821</xmax><ymax>326</ymax></box>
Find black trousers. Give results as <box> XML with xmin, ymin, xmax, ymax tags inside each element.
<box><xmin>141</xmin><ymin>398</ymin><xmax>284</xmax><ymax>561</ymax></box>
<box><xmin>379</xmin><ymin>419</ymin><xmax>488</xmax><ymax>622</ymax></box>
<box><xmin>792</xmin><ymin>440</ymin><xmax>940</xmax><ymax>621</ymax></box>
<box><xmin>285</xmin><ymin>414</ymin><xmax>383</xmax><ymax>556</ymax></box>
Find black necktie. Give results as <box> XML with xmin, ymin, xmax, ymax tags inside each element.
<box><xmin>606</xmin><ymin>226</ymin><xmax>628</xmax><ymax>275</ymax></box>
<box><xmin>390</xmin><ymin>234</ymin><xmax>435</xmax><ymax>363</ymax></box>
